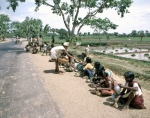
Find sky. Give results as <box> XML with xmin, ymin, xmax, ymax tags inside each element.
<box><xmin>0</xmin><ymin>0</ymin><xmax>150</xmax><ymax>34</ymax></box>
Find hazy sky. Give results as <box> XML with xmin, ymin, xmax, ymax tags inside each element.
<box><xmin>0</xmin><ymin>0</ymin><xmax>150</xmax><ymax>34</ymax></box>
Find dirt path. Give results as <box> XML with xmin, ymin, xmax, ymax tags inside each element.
<box><xmin>24</xmin><ymin>41</ymin><xmax>150</xmax><ymax>118</ymax></box>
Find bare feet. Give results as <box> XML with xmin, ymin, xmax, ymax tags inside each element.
<box><xmin>89</xmin><ymin>90</ymin><xmax>101</xmax><ymax>96</ymax></box>
<box><xmin>58</xmin><ymin>71</ymin><xmax>63</xmax><ymax>75</ymax></box>
<box><xmin>55</xmin><ymin>70</ymin><xmax>63</xmax><ymax>75</ymax></box>
<box><xmin>119</xmin><ymin>105</ymin><xmax>129</xmax><ymax>111</ymax></box>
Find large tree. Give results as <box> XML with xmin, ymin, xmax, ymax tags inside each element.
<box><xmin>43</xmin><ymin>24</ymin><xmax>51</xmax><ymax>36</ymax></box>
<box><xmin>0</xmin><ymin>14</ymin><xmax>10</xmax><ymax>41</ymax></box>
<box><xmin>11</xmin><ymin>21</ymin><xmax>23</xmax><ymax>37</ymax></box>
<box><xmin>5</xmin><ymin>0</ymin><xmax>132</xmax><ymax>41</ymax></box>
<box><xmin>21</xmin><ymin>17</ymin><xmax>43</xmax><ymax>40</ymax></box>
<box><xmin>130</xmin><ymin>30</ymin><xmax>137</xmax><ymax>37</ymax></box>
<box><xmin>138</xmin><ymin>30</ymin><xmax>145</xmax><ymax>42</ymax></box>
<box><xmin>87</xmin><ymin>17</ymin><xmax>118</xmax><ymax>44</ymax></box>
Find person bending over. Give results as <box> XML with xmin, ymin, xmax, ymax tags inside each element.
<box><xmin>50</xmin><ymin>42</ymin><xmax>75</xmax><ymax>74</ymax></box>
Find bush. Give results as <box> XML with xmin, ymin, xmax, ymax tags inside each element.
<box><xmin>81</xmin><ymin>42</ymin><xmax>108</xmax><ymax>46</ymax></box>
<box><xmin>144</xmin><ymin>53</ymin><xmax>149</xmax><ymax>57</ymax></box>
<box><xmin>131</xmin><ymin>54</ymin><xmax>136</xmax><ymax>56</ymax></box>
<box><xmin>125</xmin><ymin>49</ymin><xmax>128</xmax><ymax>52</ymax></box>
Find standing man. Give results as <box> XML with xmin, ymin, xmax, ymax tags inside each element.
<box><xmin>85</xmin><ymin>45</ymin><xmax>90</xmax><ymax>56</ymax></box>
<box><xmin>38</xmin><ymin>35</ymin><xmax>43</xmax><ymax>52</ymax></box>
<box><xmin>50</xmin><ymin>42</ymin><xmax>75</xmax><ymax>74</ymax></box>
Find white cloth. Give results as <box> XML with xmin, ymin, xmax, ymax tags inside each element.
<box><xmin>43</xmin><ymin>44</ymin><xmax>47</xmax><ymax>50</ymax></box>
<box><xmin>50</xmin><ymin>46</ymin><xmax>65</xmax><ymax>59</ymax></box>
<box><xmin>125</xmin><ymin>82</ymin><xmax>142</xmax><ymax>96</ymax></box>
<box><xmin>85</xmin><ymin>47</ymin><xmax>89</xmax><ymax>52</ymax></box>
<box><xmin>24</xmin><ymin>47</ymin><xmax>26</xmax><ymax>51</ymax></box>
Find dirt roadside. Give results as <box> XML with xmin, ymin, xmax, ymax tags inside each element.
<box><xmin>24</xmin><ymin>41</ymin><xmax>150</xmax><ymax>118</ymax></box>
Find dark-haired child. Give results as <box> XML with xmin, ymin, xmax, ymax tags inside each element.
<box><xmin>88</xmin><ymin>62</ymin><xmax>103</xmax><ymax>85</ymax></box>
<box><xmin>118</xmin><ymin>71</ymin><xmax>146</xmax><ymax>110</ymax></box>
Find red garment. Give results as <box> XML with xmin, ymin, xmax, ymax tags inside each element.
<box><xmin>100</xmin><ymin>77</ymin><xmax>115</xmax><ymax>96</ymax></box>
<box><xmin>125</xmin><ymin>81</ymin><xmax>146</xmax><ymax>109</ymax></box>
<box><xmin>101</xmin><ymin>89</ymin><xmax>114</xmax><ymax>96</ymax></box>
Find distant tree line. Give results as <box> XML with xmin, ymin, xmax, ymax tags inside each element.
<box><xmin>0</xmin><ymin>13</ymin><xmax>149</xmax><ymax>42</ymax></box>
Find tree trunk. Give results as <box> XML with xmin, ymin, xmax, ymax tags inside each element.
<box><xmin>140</xmin><ymin>37</ymin><xmax>142</xmax><ymax>43</ymax></box>
<box><xmin>98</xmin><ymin>33</ymin><xmax>101</xmax><ymax>45</ymax></box>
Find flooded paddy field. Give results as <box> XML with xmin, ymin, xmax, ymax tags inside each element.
<box><xmin>94</xmin><ymin>47</ymin><xmax>150</xmax><ymax>62</ymax></box>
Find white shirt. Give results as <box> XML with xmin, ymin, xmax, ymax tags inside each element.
<box><xmin>125</xmin><ymin>82</ymin><xmax>142</xmax><ymax>96</ymax></box>
<box><xmin>50</xmin><ymin>46</ymin><xmax>65</xmax><ymax>59</ymax></box>
<box><xmin>43</xmin><ymin>44</ymin><xmax>47</xmax><ymax>50</ymax></box>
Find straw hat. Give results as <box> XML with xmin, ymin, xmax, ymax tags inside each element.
<box><xmin>63</xmin><ymin>42</ymin><xmax>69</xmax><ymax>47</ymax></box>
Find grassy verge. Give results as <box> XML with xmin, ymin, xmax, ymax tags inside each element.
<box><xmin>69</xmin><ymin>46</ymin><xmax>150</xmax><ymax>90</ymax></box>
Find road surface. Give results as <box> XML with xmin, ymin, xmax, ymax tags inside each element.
<box><xmin>0</xmin><ymin>39</ymin><xmax>62</xmax><ymax>118</ymax></box>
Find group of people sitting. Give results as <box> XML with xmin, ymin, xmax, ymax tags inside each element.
<box><xmin>24</xmin><ymin>35</ymin><xmax>54</xmax><ymax>55</ymax></box>
<box><xmin>49</xmin><ymin>42</ymin><xmax>146</xmax><ymax>111</ymax></box>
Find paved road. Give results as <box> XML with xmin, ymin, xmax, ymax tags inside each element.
<box><xmin>0</xmin><ymin>39</ymin><xmax>62</xmax><ymax>118</ymax></box>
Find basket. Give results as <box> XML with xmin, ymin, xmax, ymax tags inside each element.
<box><xmin>58</xmin><ymin>57</ymin><xmax>69</xmax><ymax>64</ymax></box>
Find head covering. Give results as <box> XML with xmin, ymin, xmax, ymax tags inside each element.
<box><xmin>63</xmin><ymin>42</ymin><xmax>69</xmax><ymax>47</ymax></box>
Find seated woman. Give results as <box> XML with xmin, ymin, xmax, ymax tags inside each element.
<box><xmin>118</xmin><ymin>71</ymin><xmax>146</xmax><ymax>110</ymax></box>
<box><xmin>90</xmin><ymin>68</ymin><xmax>117</xmax><ymax>96</ymax></box>
<box><xmin>82</xmin><ymin>57</ymin><xmax>94</xmax><ymax>80</ymax></box>
<box><xmin>75</xmin><ymin>53</ymin><xmax>87</xmax><ymax>72</ymax></box>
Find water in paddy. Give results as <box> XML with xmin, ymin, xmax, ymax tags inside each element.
<box><xmin>94</xmin><ymin>47</ymin><xmax>150</xmax><ymax>62</ymax></box>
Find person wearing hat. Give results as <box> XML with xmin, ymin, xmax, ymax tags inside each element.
<box><xmin>50</xmin><ymin>42</ymin><xmax>75</xmax><ymax>74</ymax></box>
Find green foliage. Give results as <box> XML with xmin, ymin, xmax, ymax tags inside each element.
<box><xmin>131</xmin><ymin>54</ymin><xmax>136</xmax><ymax>56</ymax></box>
<box><xmin>125</xmin><ymin>49</ymin><xmax>128</xmax><ymax>52</ymax></box>
<box><xmin>5</xmin><ymin>0</ymin><xmax>133</xmax><ymax>41</ymax></box>
<box><xmin>81</xmin><ymin>42</ymin><xmax>108</xmax><ymax>46</ymax></box>
<box><xmin>0</xmin><ymin>14</ymin><xmax>10</xmax><ymax>40</ymax></box>
<box><xmin>144</xmin><ymin>53</ymin><xmax>149</xmax><ymax>57</ymax></box>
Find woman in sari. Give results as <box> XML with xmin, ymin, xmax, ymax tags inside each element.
<box><xmin>90</xmin><ymin>68</ymin><xmax>117</xmax><ymax>96</ymax></box>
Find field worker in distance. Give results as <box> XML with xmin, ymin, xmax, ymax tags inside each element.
<box><xmin>50</xmin><ymin>42</ymin><xmax>75</xmax><ymax>74</ymax></box>
<box><xmin>85</xmin><ymin>45</ymin><xmax>90</xmax><ymax>55</ymax></box>
<box><xmin>118</xmin><ymin>71</ymin><xmax>146</xmax><ymax>110</ymax></box>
